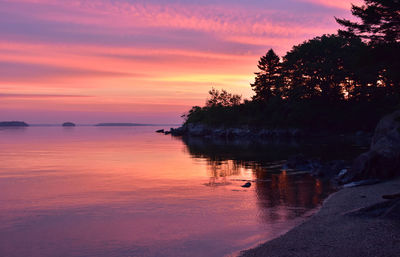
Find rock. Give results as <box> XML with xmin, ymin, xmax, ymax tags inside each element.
<box><xmin>355</xmin><ymin>130</ymin><xmax>365</xmax><ymax>137</ymax></box>
<box><xmin>343</xmin><ymin>179</ymin><xmax>381</xmax><ymax>188</ymax></box>
<box><xmin>241</xmin><ymin>182</ymin><xmax>251</xmax><ymax>188</ymax></box>
<box><xmin>213</xmin><ymin>128</ymin><xmax>226</xmax><ymax>137</ymax></box>
<box><xmin>284</xmin><ymin>154</ymin><xmax>311</xmax><ymax>170</ymax></box>
<box><xmin>284</xmin><ymin>154</ymin><xmax>349</xmax><ymax>181</ymax></box>
<box><xmin>345</xmin><ymin>198</ymin><xmax>400</xmax><ymax>219</ymax></box>
<box><xmin>62</xmin><ymin>122</ymin><xmax>76</xmax><ymax>127</ymax></box>
<box><xmin>382</xmin><ymin>193</ymin><xmax>400</xmax><ymax>200</ymax></box>
<box><xmin>342</xmin><ymin>110</ymin><xmax>400</xmax><ymax>183</ymax></box>
<box><xmin>311</xmin><ymin>160</ymin><xmax>347</xmax><ymax>179</ymax></box>
<box><xmin>156</xmin><ymin>129</ymin><xmax>164</xmax><ymax>133</ymax></box>
<box><xmin>186</xmin><ymin>124</ymin><xmax>208</xmax><ymax>137</ymax></box>
<box><xmin>170</xmin><ymin>127</ymin><xmax>185</xmax><ymax>136</ymax></box>
<box><xmin>337</xmin><ymin>169</ymin><xmax>348</xmax><ymax>178</ymax></box>
<box><xmin>167</xmin><ymin>123</ymin><xmax>305</xmax><ymax>139</ymax></box>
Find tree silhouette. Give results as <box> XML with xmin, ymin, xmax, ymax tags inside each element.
<box><xmin>336</xmin><ymin>0</ymin><xmax>400</xmax><ymax>43</ymax></box>
<box><xmin>282</xmin><ymin>35</ymin><xmax>367</xmax><ymax>102</ymax></box>
<box><xmin>205</xmin><ymin>88</ymin><xmax>242</xmax><ymax>107</ymax></box>
<box><xmin>183</xmin><ymin>2</ymin><xmax>399</xmax><ymax>132</ymax></box>
<box><xmin>251</xmin><ymin>49</ymin><xmax>282</xmax><ymax>102</ymax></box>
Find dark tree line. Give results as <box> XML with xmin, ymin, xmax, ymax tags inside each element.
<box><xmin>184</xmin><ymin>0</ymin><xmax>399</xmax><ymax>132</ymax></box>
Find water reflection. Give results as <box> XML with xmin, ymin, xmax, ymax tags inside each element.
<box><xmin>182</xmin><ymin>135</ymin><xmax>366</xmax><ymax>166</ymax></box>
<box><xmin>182</xmin><ymin>135</ymin><xmax>364</xmax><ymax>223</ymax></box>
<box><xmin>0</xmin><ymin>127</ymin><xmax>365</xmax><ymax>257</ymax></box>
<box><xmin>205</xmin><ymin>160</ymin><xmax>241</xmax><ymax>186</ymax></box>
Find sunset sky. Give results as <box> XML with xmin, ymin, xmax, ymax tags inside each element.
<box><xmin>0</xmin><ymin>0</ymin><xmax>360</xmax><ymax>124</ymax></box>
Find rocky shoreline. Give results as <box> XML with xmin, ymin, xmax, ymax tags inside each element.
<box><xmin>239</xmin><ymin>110</ymin><xmax>400</xmax><ymax>256</ymax></box>
<box><xmin>158</xmin><ymin>123</ymin><xmax>373</xmax><ymax>143</ymax></box>
<box><xmin>159</xmin><ymin>110</ymin><xmax>400</xmax><ymax>186</ymax></box>
<box><xmin>160</xmin><ymin>124</ymin><xmax>308</xmax><ymax>138</ymax></box>
<box><xmin>240</xmin><ymin>178</ymin><xmax>400</xmax><ymax>257</ymax></box>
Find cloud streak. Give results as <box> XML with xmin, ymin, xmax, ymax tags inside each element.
<box><xmin>0</xmin><ymin>93</ymin><xmax>92</xmax><ymax>98</ymax></box>
<box><xmin>0</xmin><ymin>61</ymin><xmax>137</xmax><ymax>82</ymax></box>
<box><xmin>0</xmin><ymin>0</ymin><xmax>357</xmax><ymax>123</ymax></box>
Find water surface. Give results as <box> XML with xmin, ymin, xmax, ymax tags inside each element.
<box><xmin>0</xmin><ymin>126</ymin><xmax>345</xmax><ymax>257</ymax></box>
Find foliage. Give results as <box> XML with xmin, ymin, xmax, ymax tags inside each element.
<box><xmin>336</xmin><ymin>0</ymin><xmax>400</xmax><ymax>43</ymax></box>
<box><xmin>205</xmin><ymin>88</ymin><xmax>242</xmax><ymax>107</ymax></box>
<box><xmin>251</xmin><ymin>49</ymin><xmax>282</xmax><ymax>102</ymax></box>
<box><xmin>183</xmin><ymin>2</ymin><xmax>399</xmax><ymax>133</ymax></box>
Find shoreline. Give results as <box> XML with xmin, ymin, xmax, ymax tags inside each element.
<box><xmin>163</xmin><ymin>124</ymin><xmax>373</xmax><ymax>145</ymax></box>
<box><xmin>240</xmin><ymin>178</ymin><xmax>400</xmax><ymax>257</ymax></box>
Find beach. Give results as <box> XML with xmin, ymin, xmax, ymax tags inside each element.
<box><xmin>241</xmin><ymin>178</ymin><xmax>400</xmax><ymax>257</ymax></box>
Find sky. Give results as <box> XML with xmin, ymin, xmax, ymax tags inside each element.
<box><xmin>0</xmin><ymin>0</ymin><xmax>361</xmax><ymax>124</ymax></box>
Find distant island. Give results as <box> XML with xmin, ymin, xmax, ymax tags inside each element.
<box><xmin>62</xmin><ymin>122</ymin><xmax>76</xmax><ymax>127</ymax></box>
<box><xmin>0</xmin><ymin>121</ymin><xmax>29</xmax><ymax>127</ymax></box>
<box><xmin>95</xmin><ymin>123</ymin><xmax>153</xmax><ymax>127</ymax></box>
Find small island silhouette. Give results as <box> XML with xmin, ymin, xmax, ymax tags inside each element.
<box><xmin>0</xmin><ymin>121</ymin><xmax>29</xmax><ymax>127</ymax></box>
<box><xmin>62</xmin><ymin>122</ymin><xmax>76</xmax><ymax>127</ymax></box>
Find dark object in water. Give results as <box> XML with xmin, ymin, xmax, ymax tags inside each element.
<box><xmin>241</xmin><ymin>182</ymin><xmax>251</xmax><ymax>188</ymax></box>
<box><xmin>0</xmin><ymin>121</ymin><xmax>29</xmax><ymax>127</ymax></box>
<box><xmin>156</xmin><ymin>129</ymin><xmax>164</xmax><ymax>133</ymax></box>
<box><xmin>62</xmin><ymin>122</ymin><xmax>76</xmax><ymax>127</ymax></box>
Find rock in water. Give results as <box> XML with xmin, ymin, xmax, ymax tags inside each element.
<box><xmin>156</xmin><ymin>129</ymin><xmax>164</xmax><ymax>133</ymax></box>
<box><xmin>342</xmin><ymin>110</ymin><xmax>400</xmax><ymax>183</ymax></box>
<box><xmin>241</xmin><ymin>182</ymin><xmax>251</xmax><ymax>188</ymax></box>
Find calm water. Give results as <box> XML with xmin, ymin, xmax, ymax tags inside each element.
<box><xmin>0</xmin><ymin>126</ymin><xmax>349</xmax><ymax>257</ymax></box>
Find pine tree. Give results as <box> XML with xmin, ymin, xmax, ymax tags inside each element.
<box><xmin>336</xmin><ymin>0</ymin><xmax>400</xmax><ymax>43</ymax></box>
<box><xmin>251</xmin><ymin>49</ymin><xmax>281</xmax><ymax>102</ymax></box>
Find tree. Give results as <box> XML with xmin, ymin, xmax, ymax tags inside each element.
<box><xmin>205</xmin><ymin>88</ymin><xmax>242</xmax><ymax>107</ymax></box>
<box><xmin>282</xmin><ymin>35</ymin><xmax>366</xmax><ymax>102</ymax></box>
<box><xmin>251</xmin><ymin>49</ymin><xmax>282</xmax><ymax>102</ymax></box>
<box><xmin>336</xmin><ymin>0</ymin><xmax>400</xmax><ymax>43</ymax></box>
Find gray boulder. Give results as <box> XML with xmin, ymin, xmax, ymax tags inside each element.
<box><xmin>342</xmin><ymin>110</ymin><xmax>400</xmax><ymax>183</ymax></box>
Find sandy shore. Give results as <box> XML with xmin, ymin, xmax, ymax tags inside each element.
<box><xmin>240</xmin><ymin>178</ymin><xmax>400</xmax><ymax>257</ymax></box>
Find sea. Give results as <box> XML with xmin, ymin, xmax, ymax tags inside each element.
<box><xmin>0</xmin><ymin>126</ymin><xmax>365</xmax><ymax>257</ymax></box>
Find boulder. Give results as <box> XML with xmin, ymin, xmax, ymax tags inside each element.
<box><xmin>284</xmin><ymin>154</ymin><xmax>311</xmax><ymax>170</ymax></box>
<box><xmin>342</xmin><ymin>110</ymin><xmax>400</xmax><ymax>183</ymax></box>
<box><xmin>187</xmin><ymin>124</ymin><xmax>208</xmax><ymax>137</ymax></box>
<box><xmin>311</xmin><ymin>160</ymin><xmax>347</xmax><ymax>179</ymax></box>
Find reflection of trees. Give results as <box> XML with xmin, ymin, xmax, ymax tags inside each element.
<box><xmin>182</xmin><ymin>136</ymin><xmax>340</xmax><ymax>223</ymax></box>
<box><xmin>182</xmin><ymin>135</ymin><xmax>364</xmax><ymax>166</ymax></box>
<box><xmin>254</xmin><ymin>167</ymin><xmax>328</xmax><ymax>222</ymax></box>
<box><xmin>205</xmin><ymin>160</ymin><xmax>241</xmax><ymax>186</ymax></box>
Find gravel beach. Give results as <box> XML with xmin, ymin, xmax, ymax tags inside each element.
<box><xmin>240</xmin><ymin>178</ymin><xmax>400</xmax><ymax>257</ymax></box>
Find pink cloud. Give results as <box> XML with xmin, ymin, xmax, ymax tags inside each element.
<box><xmin>2</xmin><ymin>0</ymin><xmax>339</xmax><ymax>39</ymax></box>
<box><xmin>0</xmin><ymin>0</ymin><xmax>353</xmax><ymax>123</ymax></box>
<box><xmin>297</xmin><ymin>0</ymin><xmax>363</xmax><ymax>10</ymax></box>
